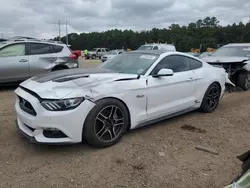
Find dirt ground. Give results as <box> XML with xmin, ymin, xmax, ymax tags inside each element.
<box><xmin>1</xmin><ymin>58</ymin><xmax>250</xmax><ymax>188</ymax></box>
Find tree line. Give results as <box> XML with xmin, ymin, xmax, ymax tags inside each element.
<box><xmin>55</xmin><ymin>17</ymin><xmax>250</xmax><ymax>52</ymax></box>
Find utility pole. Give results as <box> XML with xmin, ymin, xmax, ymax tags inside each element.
<box><xmin>58</xmin><ymin>20</ymin><xmax>61</xmax><ymax>41</ymax></box>
<box><xmin>1</xmin><ymin>33</ymin><xmax>3</xmax><ymax>39</ymax></box>
<box><xmin>66</xmin><ymin>21</ymin><xmax>68</xmax><ymax>46</ymax></box>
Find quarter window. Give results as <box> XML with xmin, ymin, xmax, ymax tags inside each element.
<box><xmin>0</xmin><ymin>44</ymin><xmax>26</xmax><ymax>57</ymax></box>
<box><xmin>51</xmin><ymin>45</ymin><xmax>63</xmax><ymax>53</ymax></box>
<box><xmin>151</xmin><ymin>55</ymin><xmax>190</xmax><ymax>74</ymax></box>
<box><xmin>189</xmin><ymin>58</ymin><xmax>202</xmax><ymax>69</ymax></box>
<box><xmin>29</xmin><ymin>43</ymin><xmax>51</xmax><ymax>55</ymax></box>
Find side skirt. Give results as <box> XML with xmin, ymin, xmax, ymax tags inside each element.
<box><xmin>133</xmin><ymin>107</ymin><xmax>197</xmax><ymax>130</ymax></box>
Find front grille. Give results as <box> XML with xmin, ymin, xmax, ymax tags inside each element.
<box><xmin>18</xmin><ymin>96</ymin><xmax>37</xmax><ymax>116</ymax></box>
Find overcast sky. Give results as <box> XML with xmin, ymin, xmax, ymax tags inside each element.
<box><xmin>1</xmin><ymin>0</ymin><xmax>249</xmax><ymax>39</ymax></box>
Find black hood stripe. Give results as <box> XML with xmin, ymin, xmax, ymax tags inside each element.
<box><xmin>31</xmin><ymin>68</ymin><xmax>116</xmax><ymax>83</ymax></box>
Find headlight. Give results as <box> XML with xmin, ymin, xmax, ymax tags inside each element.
<box><xmin>41</xmin><ymin>97</ymin><xmax>84</xmax><ymax>111</ymax></box>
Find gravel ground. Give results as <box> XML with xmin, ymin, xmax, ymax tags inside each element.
<box><xmin>1</xmin><ymin>59</ymin><xmax>250</xmax><ymax>188</ymax></box>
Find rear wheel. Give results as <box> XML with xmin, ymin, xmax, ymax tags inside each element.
<box><xmin>237</xmin><ymin>72</ymin><xmax>250</xmax><ymax>91</ymax></box>
<box><xmin>83</xmin><ymin>98</ymin><xmax>129</xmax><ymax>148</ymax></box>
<box><xmin>200</xmin><ymin>83</ymin><xmax>221</xmax><ymax>113</ymax></box>
<box><xmin>91</xmin><ymin>54</ymin><xmax>96</xmax><ymax>59</ymax></box>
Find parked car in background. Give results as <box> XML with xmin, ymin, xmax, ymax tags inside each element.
<box><xmin>85</xmin><ymin>48</ymin><xmax>109</xmax><ymax>59</ymax></box>
<box><xmin>201</xmin><ymin>43</ymin><xmax>250</xmax><ymax>90</ymax></box>
<box><xmin>0</xmin><ymin>37</ymin><xmax>78</xmax><ymax>84</ymax></box>
<box><xmin>185</xmin><ymin>52</ymin><xmax>200</xmax><ymax>57</ymax></box>
<box><xmin>199</xmin><ymin>51</ymin><xmax>213</xmax><ymax>59</ymax></box>
<box><xmin>71</xmin><ymin>50</ymin><xmax>81</xmax><ymax>59</ymax></box>
<box><xmin>15</xmin><ymin>50</ymin><xmax>229</xmax><ymax>148</ymax></box>
<box><xmin>100</xmin><ymin>49</ymin><xmax>126</xmax><ymax>62</ymax></box>
<box><xmin>137</xmin><ymin>43</ymin><xmax>176</xmax><ymax>51</ymax></box>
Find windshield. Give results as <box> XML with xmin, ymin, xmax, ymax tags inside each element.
<box><xmin>99</xmin><ymin>53</ymin><xmax>158</xmax><ymax>75</ymax></box>
<box><xmin>108</xmin><ymin>50</ymin><xmax>118</xmax><ymax>55</ymax></box>
<box><xmin>211</xmin><ymin>46</ymin><xmax>250</xmax><ymax>57</ymax></box>
<box><xmin>137</xmin><ymin>45</ymin><xmax>153</xmax><ymax>50</ymax></box>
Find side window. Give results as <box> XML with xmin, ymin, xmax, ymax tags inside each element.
<box><xmin>189</xmin><ymin>58</ymin><xmax>202</xmax><ymax>70</ymax></box>
<box><xmin>51</xmin><ymin>45</ymin><xmax>63</xmax><ymax>53</ymax></box>
<box><xmin>118</xmin><ymin>51</ymin><xmax>123</xmax><ymax>54</ymax></box>
<box><xmin>101</xmin><ymin>49</ymin><xmax>105</xmax><ymax>52</ymax></box>
<box><xmin>29</xmin><ymin>43</ymin><xmax>51</xmax><ymax>55</ymax></box>
<box><xmin>151</xmin><ymin>55</ymin><xmax>190</xmax><ymax>74</ymax></box>
<box><xmin>97</xmin><ymin>49</ymin><xmax>101</xmax><ymax>52</ymax></box>
<box><xmin>0</xmin><ymin>43</ymin><xmax>26</xmax><ymax>57</ymax></box>
<box><xmin>153</xmin><ymin>46</ymin><xmax>158</xmax><ymax>50</ymax></box>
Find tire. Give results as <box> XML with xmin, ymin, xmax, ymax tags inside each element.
<box><xmin>83</xmin><ymin>98</ymin><xmax>129</xmax><ymax>148</ymax></box>
<box><xmin>237</xmin><ymin>72</ymin><xmax>250</xmax><ymax>91</ymax></box>
<box><xmin>91</xmin><ymin>54</ymin><xmax>96</xmax><ymax>59</ymax></box>
<box><xmin>52</xmin><ymin>66</ymin><xmax>66</xmax><ymax>71</ymax></box>
<box><xmin>199</xmin><ymin>83</ymin><xmax>221</xmax><ymax>113</ymax></box>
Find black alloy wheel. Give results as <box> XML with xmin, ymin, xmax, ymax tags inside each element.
<box><xmin>200</xmin><ymin>83</ymin><xmax>221</xmax><ymax>113</ymax></box>
<box><xmin>94</xmin><ymin>105</ymin><xmax>125</xmax><ymax>142</ymax></box>
<box><xmin>83</xmin><ymin>99</ymin><xmax>129</xmax><ymax>148</ymax></box>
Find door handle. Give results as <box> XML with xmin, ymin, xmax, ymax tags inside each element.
<box><xmin>188</xmin><ymin>77</ymin><xmax>194</xmax><ymax>80</ymax></box>
<box><xmin>19</xmin><ymin>59</ymin><xmax>28</xmax><ymax>63</ymax></box>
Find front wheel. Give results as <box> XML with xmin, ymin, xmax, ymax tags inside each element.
<box><xmin>199</xmin><ymin>83</ymin><xmax>221</xmax><ymax>113</ymax></box>
<box><xmin>83</xmin><ymin>99</ymin><xmax>129</xmax><ymax>148</ymax></box>
<box><xmin>237</xmin><ymin>72</ymin><xmax>250</xmax><ymax>91</ymax></box>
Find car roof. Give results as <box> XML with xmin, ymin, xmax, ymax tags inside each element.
<box><xmin>0</xmin><ymin>39</ymin><xmax>66</xmax><ymax>47</ymax></box>
<box><xmin>125</xmin><ymin>50</ymin><xmax>194</xmax><ymax>57</ymax></box>
<box><xmin>224</xmin><ymin>43</ymin><xmax>250</xmax><ymax>47</ymax></box>
<box><xmin>126</xmin><ymin>50</ymin><xmax>167</xmax><ymax>55</ymax></box>
<box><xmin>142</xmin><ymin>43</ymin><xmax>175</xmax><ymax>46</ymax></box>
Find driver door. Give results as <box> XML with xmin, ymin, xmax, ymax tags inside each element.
<box><xmin>146</xmin><ymin>55</ymin><xmax>197</xmax><ymax>120</ymax></box>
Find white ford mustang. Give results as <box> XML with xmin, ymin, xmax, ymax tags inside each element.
<box><xmin>15</xmin><ymin>50</ymin><xmax>229</xmax><ymax>148</ymax></box>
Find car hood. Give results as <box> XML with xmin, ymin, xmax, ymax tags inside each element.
<box><xmin>17</xmin><ymin>68</ymin><xmax>139</xmax><ymax>99</ymax></box>
<box><xmin>202</xmin><ymin>56</ymin><xmax>249</xmax><ymax>63</ymax></box>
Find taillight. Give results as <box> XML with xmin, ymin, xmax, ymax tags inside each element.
<box><xmin>69</xmin><ymin>53</ymin><xmax>77</xmax><ymax>59</ymax></box>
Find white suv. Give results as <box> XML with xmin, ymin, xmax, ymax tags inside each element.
<box><xmin>137</xmin><ymin>43</ymin><xmax>176</xmax><ymax>51</ymax></box>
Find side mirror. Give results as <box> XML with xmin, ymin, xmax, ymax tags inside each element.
<box><xmin>152</xmin><ymin>68</ymin><xmax>174</xmax><ymax>78</ymax></box>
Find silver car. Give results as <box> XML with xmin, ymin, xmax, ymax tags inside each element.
<box><xmin>0</xmin><ymin>37</ymin><xmax>79</xmax><ymax>84</ymax></box>
<box><xmin>100</xmin><ymin>49</ymin><xmax>126</xmax><ymax>62</ymax></box>
<box><xmin>85</xmin><ymin>48</ymin><xmax>109</xmax><ymax>59</ymax></box>
<box><xmin>137</xmin><ymin>43</ymin><xmax>176</xmax><ymax>51</ymax></box>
